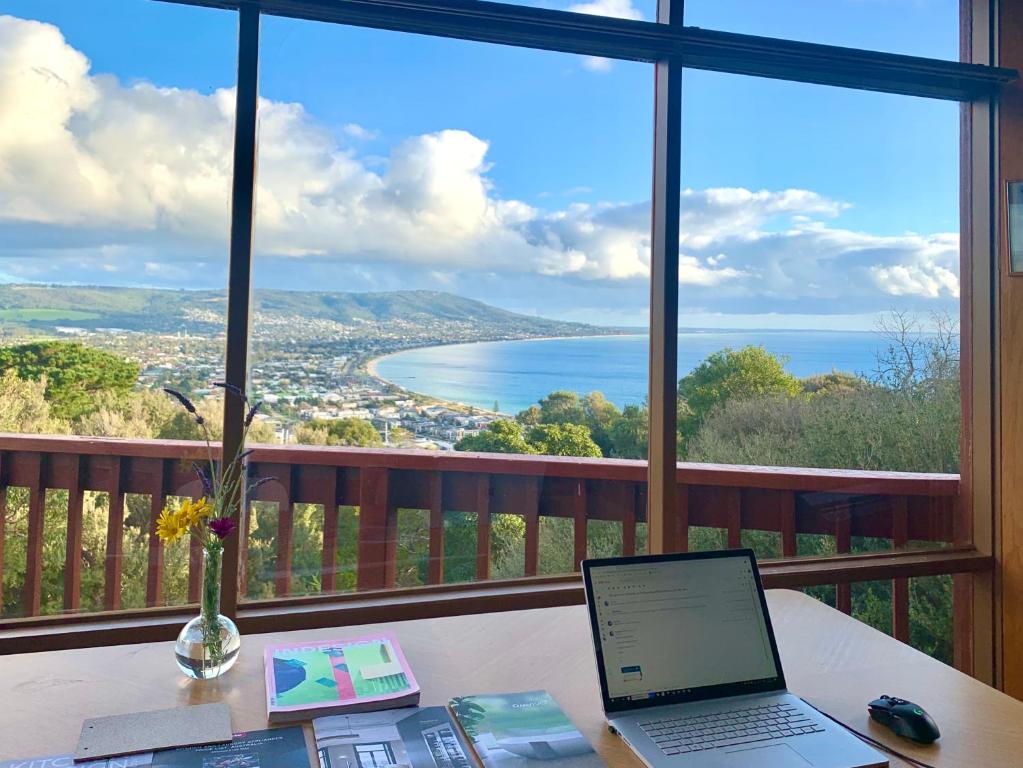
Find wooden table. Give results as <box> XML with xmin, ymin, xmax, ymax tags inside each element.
<box><xmin>1</xmin><ymin>590</ymin><xmax>1021</xmax><ymax>766</ymax></box>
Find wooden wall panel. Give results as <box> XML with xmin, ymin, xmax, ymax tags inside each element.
<box><xmin>999</xmin><ymin>0</ymin><xmax>1023</xmax><ymax>700</ymax></box>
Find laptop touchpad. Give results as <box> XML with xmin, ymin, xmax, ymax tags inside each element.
<box><xmin>722</xmin><ymin>743</ymin><xmax>812</xmax><ymax>767</ymax></box>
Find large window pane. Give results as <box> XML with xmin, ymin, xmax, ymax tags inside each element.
<box><xmin>247</xmin><ymin>18</ymin><xmax>653</xmax><ymax>599</ymax></box>
<box><xmin>0</xmin><ymin>0</ymin><xmax>236</xmax><ymax>617</ymax></box>
<box><xmin>677</xmin><ymin>71</ymin><xmax>960</xmax><ymax>659</ymax></box>
<box><xmin>686</xmin><ymin>0</ymin><xmax>959</xmax><ymax>60</ymax></box>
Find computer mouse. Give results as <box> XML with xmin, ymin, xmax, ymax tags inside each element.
<box><xmin>868</xmin><ymin>695</ymin><xmax>940</xmax><ymax>744</ymax></box>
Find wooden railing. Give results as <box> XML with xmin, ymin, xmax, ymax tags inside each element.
<box><xmin>0</xmin><ymin>434</ymin><xmax>974</xmax><ymax>652</ymax></box>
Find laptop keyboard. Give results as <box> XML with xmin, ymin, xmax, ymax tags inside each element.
<box><xmin>638</xmin><ymin>702</ymin><xmax>825</xmax><ymax>755</ymax></box>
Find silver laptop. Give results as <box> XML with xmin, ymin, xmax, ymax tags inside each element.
<box><xmin>582</xmin><ymin>550</ymin><xmax>887</xmax><ymax>768</ymax></box>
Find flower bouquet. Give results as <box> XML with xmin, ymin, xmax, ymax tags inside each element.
<box><xmin>159</xmin><ymin>383</ymin><xmax>269</xmax><ymax>680</ymax></box>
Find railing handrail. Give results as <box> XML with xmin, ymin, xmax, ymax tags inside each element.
<box><xmin>0</xmin><ymin>432</ymin><xmax>959</xmax><ymax>496</ymax></box>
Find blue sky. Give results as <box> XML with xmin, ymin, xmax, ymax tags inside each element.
<box><xmin>0</xmin><ymin>0</ymin><xmax>961</xmax><ymax>329</ymax></box>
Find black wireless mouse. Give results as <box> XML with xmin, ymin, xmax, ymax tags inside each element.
<box><xmin>868</xmin><ymin>695</ymin><xmax>940</xmax><ymax>744</ymax></box>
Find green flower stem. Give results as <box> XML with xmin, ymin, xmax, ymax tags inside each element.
<box><xmin>201</xmin><ymin>545</ymin><xmax>225</xmax><ymax>669</ymax></box>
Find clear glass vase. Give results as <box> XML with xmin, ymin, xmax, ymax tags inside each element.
<box><xmin>175</xmin><ymin>545</ymin><xmax>241</xmax><ymax>680</ymax></box>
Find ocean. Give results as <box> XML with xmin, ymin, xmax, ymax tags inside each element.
<box><xmin>372</xmin><ymin>330</ymin><xmax>891</xmax><ymax>415</ymax></box>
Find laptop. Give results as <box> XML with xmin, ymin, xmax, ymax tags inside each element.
<box><xmin>582</xmin><ymin>550</ymin><xmax>887</xmax><ymax>768</ymax></box>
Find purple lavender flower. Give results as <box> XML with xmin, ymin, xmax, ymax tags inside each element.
<box><xmin>192</xmin><ymin>463</ymin><xmax>214</xmax><ymax>497</ymax></box>
<box><xmin>213</xmin><ymin>382</ymin><xmax>248</xmax><ymax>401</ymax></box>
<box><xmin>163</xmin><ymin>388</ymin><xmax>197</xmax><ymax>414</ymax></box>
<box><xmin>209</xmin><ymin>517</ymin><xmax>237</xmax><ymax>540</ymax></box>
<box><xmin>245</xmin><ymin>401</ymin><xmax>262</xmax><ymax>427</ymax></box>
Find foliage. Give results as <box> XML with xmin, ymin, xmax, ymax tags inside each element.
<box><xmin>526</xmin><ymin>423</ymin><xmax>603</xmax><ymax>458</ymax></box>
<box><xmin>74</xmin><ymin>389</ymin><xmax>176</xmax><ymax>438</ymax></box>
<box><xmin>294</xmin><ymin>417</ymin><xmax>383</xmax><ymax>448</ymax></box>
<box><xmin>159</xmin><ymin>398</ymin><xmax>276</xmax><ymax>443</ymax></box>
<box><xmin>677</xmin><ymin>345</ymin><xmax>802</xmax><ymax>445</ymax></box>
<box><xmin>0</xmin><ymin>370</ymin><xmax>67</xmax><ymax>434</ymax></box>
<box><xmin>456</xmin><ymin>419</ymin><xmax>601</xmax><ymax>458</ymax></box>
<box><xmin>0</xmin><ymin>341</ymin><xmax>138</xmax><ymax>420</ymax></box>
<box><xmin>456</xmin><ymin>420</ymin><xmax>536</xmax><ymax>454</ymax></box>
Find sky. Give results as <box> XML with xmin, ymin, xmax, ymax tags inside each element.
<box><xmin>0</xmin><ymin>0</ymin><xmax>961</xmax><ymax>329</ymax></box>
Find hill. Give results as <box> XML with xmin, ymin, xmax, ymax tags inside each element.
<box><xmin>0</xmin><ymin>284</ymin><xmax>603</xmax><ymax>338</ymax></box>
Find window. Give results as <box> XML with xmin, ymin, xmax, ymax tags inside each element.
<box><xmin>0</xmin><ymin>0</ymin><xmax>236</xmax><ymax>618</ymax></box>
<box><xmin>0</xmin><ymin>0</ymin><xmax>1004</xmax><ymax>674</ymax></box>
<box><xmin>244</xmin><ymin>17</ymin><xmax>652</xmax><ymax>599</ymax></box>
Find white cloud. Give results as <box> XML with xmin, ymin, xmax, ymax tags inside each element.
<box><xmin>567</xmin><ymin>0</ymin><xmax>644</xmax><ymax>20</ymax></box>
<box><xmin>342</xmin><ymin>123</ymin><xmax>377</xmax><ymax>140</ymax></box>
<box><xmin>567</xmin><ymin>0</ymin><xmax>643</xmax><ymax>73</ymax></box>
<box><xmin>581</xmin><ymin>56</ymin><xmax>614</xmax><ymax>73</ymax></box>
<box><xmin>0</xmin><ymin>14</ymin><xmax>960</xmax><ymax>318</ymax></box>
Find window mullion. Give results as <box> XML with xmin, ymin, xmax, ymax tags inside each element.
<box><xmin>221</xmin><ymin>4</ymin><xmax>261</xmax><ymax>618</ymax></box>
<box><xmin>647</xmin><ymin>0</ymin><xmax>683</xmax><ymax>554</ymax></box>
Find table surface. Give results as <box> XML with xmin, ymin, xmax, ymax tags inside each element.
<box><xmin>2</xmin><ymin>590</ymin><xmax>1021</xmax><ymax>767</ymax></box>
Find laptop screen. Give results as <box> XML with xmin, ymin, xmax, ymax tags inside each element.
<box><xmin>584</xmin><ymin>551</ymin><xmax>786</xmax><ymax>712</ymax></box>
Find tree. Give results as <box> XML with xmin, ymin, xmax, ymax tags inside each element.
<box><xmin>527</xmin><ymin>423</ymin><xmax>602</xmax><ymax>458</ymax></box>
<box><xmin>608</xmin><ymin>403</ymin><xmax>648</xmax><ymax>459</ymax></box>
<box><xmin>74</xmin><ymin>389</ymin><xmax>177</xmax><ymax>439</ymax></box>
<box><xmin>294</xmin><ymin>417</ymin><xmax>383</xmax><ymax>447</ymax></box>
<box><xmin>0</xmin><ymin>341</ymin><xmax>138</xmax><ymax>420</ymax></box>
<box><xmin>677</xmin><ymin>346</ymin><xmax>801</xmax><ymax>447</ymax></box>
<box><xmin>802</xmin><ymin>371</ymin><xmax>871</xmax><ymax>396</ymax></box>
<box><xmin>0</xmin><ymin>371</ymin><xmax>67</xmax><ymax>434</ymax></box>
<box><xmin>518</xmin><ymin>391</ymin><xmax>585</xmax><ymax>426</ymax></box>
<box><xmin>455</xmin><ymin>420</ymin><xmax>535</xmax><ymax>454</ymax></box>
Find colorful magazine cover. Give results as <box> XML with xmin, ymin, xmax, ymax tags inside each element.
<box><xmin>448</xmin><ymin>691</ymin><xmax>604</xmax><ymax>768</ymax></box>
<box><xmin>265</xmin><ymin>632</ymin><xmax>420</xmax><ymax>722</ymax></box>
<box><xmin>150</xmin><ymin>729</ymin><xmax>307</xmax><ymax>768</ymax></box>
<box><xmin>315</xmin><ymin>707</ymin><xmax>473</xmax><ymax>768</ymax></box>
<box><xmin>0</xmin><ymin>755</ymin><xmax>152</xmax><ymax>768</ymax></box>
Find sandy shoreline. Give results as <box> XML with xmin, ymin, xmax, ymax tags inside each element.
<box><xmin>363</xmin><ymin>332</ymin><xmax>633</xmax><ymax>414</ymax></box>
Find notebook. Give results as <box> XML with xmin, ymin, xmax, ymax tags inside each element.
<box><xmin>264</xmin><ymin>631</ymin><xmax>420</xmax><ymax>723</ymax></box>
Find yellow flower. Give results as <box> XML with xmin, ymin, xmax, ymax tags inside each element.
<box><xmin>180</xmin><ymin>497</ymin><xmax>214</xmax><ymax>527</ymax></box>
<box><xmin>156</xmin><ymin>507</ymin><xmax>185</xmax><ymax>543</ymax></box>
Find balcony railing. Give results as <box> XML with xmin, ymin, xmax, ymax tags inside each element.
<box><xmin>0</xmin><ymin>434</ymin><xmax>985</xmax><ymax>666</ymax></box>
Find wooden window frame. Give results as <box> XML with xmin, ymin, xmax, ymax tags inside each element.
<box><xmin>0</xmin><ymin>0</ymin><xmax>1010</xmax><ymax>666</ymax></box>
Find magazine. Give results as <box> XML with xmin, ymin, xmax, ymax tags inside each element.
<box><xmin>449</xmin><ymin>691</ymin><xmax>604</xmax><ymax>768</ymax></box>
<box><xmin>315</xmin><ymin>707</ymin><xmax>474</xmax><ymax>768</ymax></box>
<box><xmin>265</xmin><ymin>632</ymin><xmax>420</xmax><ymax>723</ymax></box>
<box><xmin>149</xmin><ymin>728</ymin><xmax>307</xmax><ymax>768</ymax></box>
<box><xmin>0</xmin><ymin>755</ymin><xmax>152</xmax><ymax>768</ymax></box>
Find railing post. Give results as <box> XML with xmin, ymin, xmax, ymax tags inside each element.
<box><xmin>64</xmin><ymin>455</ymin><xmax>85</xmax><ymax>612</ymax></box>
<box><xmin>144</xmin><ymin>459</ymin><xmax>168</xmax><ymax>608</ymax></box>
<box><xmin>676</xmin><ymin>481</ymin><xmax>689</xmax><ymax>553</ymax></box>
<box><xmin>573</xmin><ymin>480</ymin><xmax>587</xmax><ymax>570</ymax></box>
<box><xmin>780</xmin><ymin>491</ymin><xmax>798</xmax><ymax>558</ymax></box>
<box><xmin>427</xmin><ymin>472</ymin><xmax>445</xmax><ymax>585</ymax></box>
<box><xmin>725</xmin><ymin>488</ymin><xmax>742</xmax><ymax>549</ymax></box>
<box><xmin>357</xmin><ymin>466</ymin><xmax>395</xmax><ymax>590</ymax></box>
<box><xmin>524</xmin><ymin>478</ymin><xmax>541</xmax><ymax>577</ymax></box>
<box><xmin>24</xmin><ymin>453</ymin><xmax>45</xmax><ymax>617</ymax></box>
<box><xmin>835</xmin><ymin>503</ymin><xmax>852</xmax><ymax>614</ymax></box>
<box><xmin>316</xmin><ymin>467</ymin><xmax>340</xmax><ymax>593</ymax></box>
<box><xmin>0</xmin><ymin>452</ymin><xmax>5</xmax><ymax>614</ymax></box>
<box><xmin>102</xmin><ymin>457</ymin><xmax>125</xmax><ymax>612</ymax></box>
<box><xmin>892</xmin><ymin>496</ymin><xmax>910</xmax><ymax>642</ymax></box>
<box><xmin>475</xmin><ymin>475</ymin><xmax>491</xmax><ymax>581</ymax></box>
<box><xmin>273</xmin><ymin>465</ymin><xmax>295</xmax><ymax>598</ymax></box>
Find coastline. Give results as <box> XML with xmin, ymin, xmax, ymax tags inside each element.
<box><xmin>363</xmin><ymin>332</ymin><xmax>636</xmax><ymax>416</ymax></box>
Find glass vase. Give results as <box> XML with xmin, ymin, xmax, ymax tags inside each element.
<box><xmin>175</xmin><ymin>545</ymin><xmax>241</xmax><ymax>680</ymax></box>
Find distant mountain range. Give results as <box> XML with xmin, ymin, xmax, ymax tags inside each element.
<box><xmin>0</xmin><ymin>283</ymin><xmax>606</xmax><ymax>338</ymax></box>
